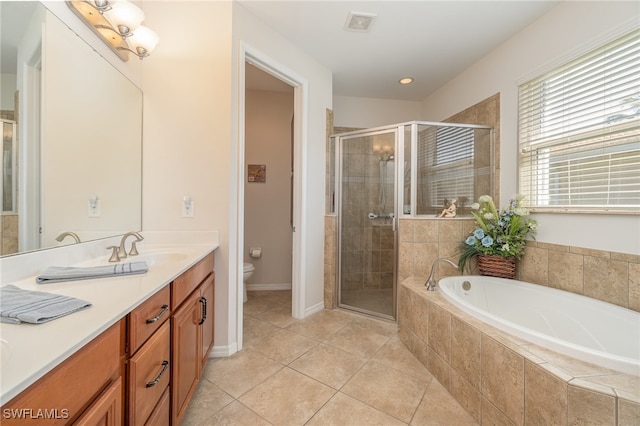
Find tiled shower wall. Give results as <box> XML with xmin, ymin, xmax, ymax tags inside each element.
<box><xmin>339</xmin><ymin>133</ymin><xmax>396</xmax><ymax>293</ymax></box>
<box><xmin>1</xmin><ymin>107</ymin><xmax>19</xmax><ymax>255</ymax></box>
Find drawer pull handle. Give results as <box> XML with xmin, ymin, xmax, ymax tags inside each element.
<box><xmin>146</xmin><ymin>305</ymin><xmax>169</xmax><ymax>324</ymax></box>
<box><xmin>198</xmin><ymin>297</ymin><xmax>207</xmax><ymax>325</ymax></box>
<box><xmin>145</xmin><ymin>360</ymin><xmax>169</xmax><ymax>388</ymax></box>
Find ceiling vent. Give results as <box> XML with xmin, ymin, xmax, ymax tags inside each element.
<box><xmin>344</xmin><ymin>11</ymin><xmax>376</xmax><ymax>32</ymax></box>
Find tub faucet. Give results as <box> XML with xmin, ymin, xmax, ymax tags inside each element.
<box><xmin>55</xmin><ymin>231</ymin><xmax>81</xmax><ymax>244</ymax></box>
<box><xmin>425</xmin><ymin>258</ymin><xmax>459</xmax><ymax>291</ymax></box>
<box><xmin>118</xmin><ymin>231</ymin><xmax>144</xmax><ymax>259</ymax></box>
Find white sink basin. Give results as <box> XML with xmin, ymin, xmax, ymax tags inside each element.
<box><xmin>125</xmin><ymin>251</ymin><xmax>189</xmax><ymax>266</ymax></box>
<box><xmin>76</xmin><ymin>249</ymin><xmax>190</xmax><ymax>267</ymax></box>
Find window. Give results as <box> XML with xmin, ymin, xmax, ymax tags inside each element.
<box><xmin>519</xmin><ymin>29</ymin><xmax>640</xmax><ymax>213</ymax></box>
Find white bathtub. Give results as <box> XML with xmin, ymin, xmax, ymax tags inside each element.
<box><xmin>438</xmin><ymin>276</ymin><xmax>640</xmax><ymax>376</ymax></box>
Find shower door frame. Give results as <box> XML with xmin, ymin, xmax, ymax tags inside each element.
<box><xmin>335</xmin><ymin>126</ymin><xmax>401</xmax><ymax>321</ymax></box>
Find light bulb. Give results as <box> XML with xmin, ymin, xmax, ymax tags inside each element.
<box><xmin>128</xmin><ymin>26</ymin><xmax>159</xmax><ymax>57</ymax></box>
<box><xmin>105</xmin><ymin>1</ymin><xmax>144</xmax><ymax>37</ymax></box>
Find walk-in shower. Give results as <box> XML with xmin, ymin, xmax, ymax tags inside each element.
<box><xmin>330</xmin><ymin>121</ymin><xmax>493</xmax><ymax>320</ymax></box>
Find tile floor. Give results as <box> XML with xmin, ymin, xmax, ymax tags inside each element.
<box><xmin>183</xmin><ymin>290</ymin><xmax>478</xmax><ymax>425</ymax></box>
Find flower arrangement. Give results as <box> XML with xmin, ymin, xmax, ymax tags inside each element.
<box><xmin>458</xmin><ymin>195</ymin><xmax>537</xmax><ymax>273</ymax></box>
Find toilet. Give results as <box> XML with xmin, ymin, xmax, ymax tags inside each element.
<box><xmin>242</xmin><ymin>262</ymin><xmax>255</xmax><ymax>303</ymax></box>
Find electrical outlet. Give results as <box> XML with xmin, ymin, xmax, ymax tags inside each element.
<box><xmin>88</xmin><ymin>197</ymin><xmax>101</xmax><ymax>217</ymax></box>
<box><xmin>182</xmin><ymin>197</ymin><xmax>194</xmax><ymax>217</ymax></box>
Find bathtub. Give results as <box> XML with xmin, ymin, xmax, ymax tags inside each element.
<box><xmin>438</xmin><ymin>276</ymin><xmax>640</xmax><ymax>376</ymax></box>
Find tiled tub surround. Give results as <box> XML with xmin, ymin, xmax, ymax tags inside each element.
<box><xmin>398</xmin><ymin>218</ymin><xmax>640</xmax><ymax>314</ymax></box>
<box><xmin>399</xmin><ymin>277</ymin><xmax>640</xmax><ymax>425</ymax></box>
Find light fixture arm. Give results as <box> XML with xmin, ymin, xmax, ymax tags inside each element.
<box><xmin>66</xmin><ymin>1</ymin><xmax>158</xmax><ymax>62</ymax></box>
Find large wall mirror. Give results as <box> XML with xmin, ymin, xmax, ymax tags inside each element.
<box><xmin>1</xmin><ymin>1</ymin><xmax>142</xmax><ymax>257</ymax></box>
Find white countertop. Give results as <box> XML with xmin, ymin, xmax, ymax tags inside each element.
<box><xmin>0</xmin><ymin>235</ymin><xmax>218</xmax><ymax>405</ymax></box>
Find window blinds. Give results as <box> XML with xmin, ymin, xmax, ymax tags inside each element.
<box><xmin>519</xmin><ymin>29</ymin><xmax>640</xmax><ymax>212</ymax></box>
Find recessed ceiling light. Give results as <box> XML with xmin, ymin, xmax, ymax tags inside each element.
<box><xmin>399</xmin><ymin>77</ymin><xmax>414</xmax><ymax>85</ymax></box>
<box><xmin>344</xmin><ymin>12</ymin><xmax>376</xmax><ymax>32</ymax></box>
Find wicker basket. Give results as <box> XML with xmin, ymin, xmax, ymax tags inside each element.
<box><xmin>477</xmin><ymin>255</ymin><xmax>516</xmax><ymax>279</ymax></box>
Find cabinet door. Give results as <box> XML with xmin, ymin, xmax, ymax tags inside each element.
<box><xmin>171</xmin><ymin>291</ymin><xmax>201</xmax><ymax>425</ymax></box>
<box><xmin>200</xmin><ymin>273</ymin><xmax>215</xmax><ymax>368</ymax></box>
<box><xmin>74</xmin><ymin>377</ymin><xmax>122</xmax><ymax>426</ymax></box>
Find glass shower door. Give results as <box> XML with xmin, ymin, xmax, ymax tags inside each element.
<box><xmin>338</xmin><ymin>129</ymin><xmax>397</xmax><ymax>319</ymax></box>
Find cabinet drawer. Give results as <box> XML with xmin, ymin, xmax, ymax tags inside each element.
<box><xmin>73</xmin><ymin>376</ymin><xmax>122</xmax><ymax>426</ymax></box>
<box><xmin>128</xmin><ymin>321</ymin><xmax>170</xmax><ymax>426</ymax></box>
<box><xmin>171</xmin><ymin>252</ymin><xmax>214</xmax><ymax>310</ymax></box>
<box><xmin>144</xmin><ymin>387</ymin><xmax>169</xmax><ymax>426</ymax></box>
<box><xmin>1</xmin><ymin>321</ymin><xmax>122</xmax><ymax>425</ymax></box>
<box><xmin>128</xmin><ymin>285</ymin><xmax>170</xmax><ymax>355</ymax></box>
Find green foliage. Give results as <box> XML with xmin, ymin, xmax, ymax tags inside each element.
<box><xmin>458</xmin><ymin>195</ymin><xmax>537</xmax><ymax>273</ymax></box>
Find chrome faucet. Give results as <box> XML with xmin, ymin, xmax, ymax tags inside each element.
<box><xmin>425</xmin><ymin>258</ymin><xmax>459</xmax><ymax>291</ymax></box>
<box><xmin>55</xmin><ymin>231</ymin><xmax>81</xmax><ymax>244</ymax></box>
<box><xmin>117</xmin><ymin>231</ymin><xmax>144</xmax><ymax>259</ymax></box>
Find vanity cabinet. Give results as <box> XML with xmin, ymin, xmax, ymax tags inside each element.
<box><xmin>126</xmin><ymin>285</ymin><xmax>171</xmax><ymax>425</ymax></box>
<box><xmin>171</xmin><ymin>253</ymin><xmax>215</xmax><ymax>425</ymax></box>
<box><xmin>0</xmin><ymin>249</ymin><xmax>216</xmax><ymax>426</ymax></box>
<box><xmin>0</xmin><ymin>321</ymin><xmax>124</xmax><ymax>425</ymax></box>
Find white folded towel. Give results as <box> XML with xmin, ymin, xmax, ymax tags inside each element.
<box><xmin>36</xmin><ymin>261</ymin><xmax>148</xmax><ymax>284</ymax></box>
<box><xmin>0</xmin><ymin>284</ymin><xmax>92</xmax><ymax>324</ymax></box>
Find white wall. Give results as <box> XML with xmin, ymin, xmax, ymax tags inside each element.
<box><xmin>1</xmin><ymin>74</ymin><xmax>16</xmax><ymax>110</ymax></box>
<box><xmin>245</xmin><ymin>90</ymin><xmax>293</xmax><ymax>287</ymax></box>
<box><xmin>421</xmin><ymin>1</ymin><xmax>640</xmax><ymax>255</ymax></box>
<box><xmin>232</xmin><ymin>3</ymin><xmax>333</xmax><ymax>317</ymax></box>
<box><xmin>139</xmin><ymin>1</ymin><xmax>234</xmax><ymax>351</ymax></box>
<box><xmin>333</xmin><ymin>95</ymin><xmax>422</xmax><ymax>129</ymax></box>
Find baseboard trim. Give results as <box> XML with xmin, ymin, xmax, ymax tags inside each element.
<box><xmin>305</xmin><ymin>301</ymin><xmax>325</xmax><ymax>317</ymax></box>
<box><xmin>210</xmin><ymin>343</ymin><xmax>238</xmax><ymax>358</ymax></box>
<box><xmin>246</xmin><ymin>283</ymin><xmax>292</xmax><ymax>291</ymax></box>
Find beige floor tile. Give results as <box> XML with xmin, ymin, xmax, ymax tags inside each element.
<box><xmin>181</xmin><ymin>379</ymin><xmax>234</xmax><ymax>426</ymax></box>
<box><xmin>200</xmin><ymin>400</ymin><xmax>273</xmax><ymax>426</ymax></box>
<box><xmin>244</xmin><ymin>296</ymin><xmax>282</xmax><ymax>316</ymax></box>
<box><xmin>342</xmin><ymin>360</ymin><xmax>430</xmax><ymax>423</ymax></box>
<box><xmin>325</xmin><ymin>323</ymin><xmax>390</xmax><ymax>358</ymax></box>
<box><xmin>411</xmin><ymin>379</ymin><xmax>479</xmax><ymax>425</ymax></box>
<box><xmin>239</xmin><ymin>367</ymin><xmax>336</xmax><ymax>425</ymax></box>
<box><xmin>285</xmin><ymin>309</ymin><xmax>350</xmax><ymax>341</ymax></box>
<box><xmin>289</xmin><ymin>343</ymin><xmax>366</xmax><ymax>389</ymax></box>
<box><xmin>373</xmin><ymin>338</ymin><xmax>433</xmax><ymax>379</ymax></box>
<box><xmin>258</xmin><ymin>290</ymin><xmax>293</xmax><ymax>306</ymax></box>
<box><xmin>307</xmin><ymin>392</ymin><xmax>406</xmax><ymax>426</ymax></box>
<box><xmin>255</xmin><ymin>304</ymin><xmax>298</xmax><ymax>328</ymax></box>
<box><xmin>243</xmin><ymin>315</ymin><xmax>280</xmax><ymax>347</ymax></box>
<box><xmin>202</xmin><ymin>349</ymin><xmax>282</xmax><ymax>398</ymax></box>
<box><xmin>249</xmin><ymin>328</ymin><xmax>318</xmax><ymax>364</ymax></box>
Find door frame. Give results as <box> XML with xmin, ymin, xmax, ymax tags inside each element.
<box><xmin>236</xmin><ymin>44</ymin><xmax>308</xmax><ymax>350</ymax></box>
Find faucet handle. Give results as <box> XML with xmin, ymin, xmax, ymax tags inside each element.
<box><xmin>107</xmin><ymin>246</ymin><xmax>121</xmax><ymax>262</ymax></box>
<box><xmin>129</xmin><ymin>241</ymin><xmax>140</xmax><ymax>256</ymax></box>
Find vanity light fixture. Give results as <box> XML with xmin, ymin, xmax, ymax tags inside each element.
<box><xmin>399</xmin><ymin>77</ymin><xmax>414</xmax><ymax>85</ymax></box>
<box><xmin>66</xmin><ymin>0</ymin><xmax>159</xmax><ymax>61</ymax></box>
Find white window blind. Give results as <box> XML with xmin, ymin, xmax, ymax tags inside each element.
<box><xmin>417</xmin><ymin>126</ymin><xmax>475</xmax><ymax>211</ymax></box>
<box><xmin>519</xmin><ymin>29</ymin><xmax>640</xmax><ymax>213</ymax></box>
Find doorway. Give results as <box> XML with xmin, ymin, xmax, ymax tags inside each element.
<box><xmin>244</xmin><ymin>63</ymin><xmax>294</xmax><ymax>296</ymax></box>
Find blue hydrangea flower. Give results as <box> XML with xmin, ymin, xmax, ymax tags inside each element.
<box><xmin>473</xmin><ymin>229</ymin><xmax>485</xmax><ymax>239</ymax></box>
<box><xmin>465</xmin><ymin>236</ymin><xmax>476</xmax><ymax>246</ymax></box>
<box><xmin>481</xmin><ymin>236</ymin><xmax>494</xmax><ymax>247</ymax></box>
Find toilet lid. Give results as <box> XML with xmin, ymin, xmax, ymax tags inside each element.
<box><xmin>243</xmin><ymin>263</ymin><xmax>255</xmax><ymax>272</ymax></box>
